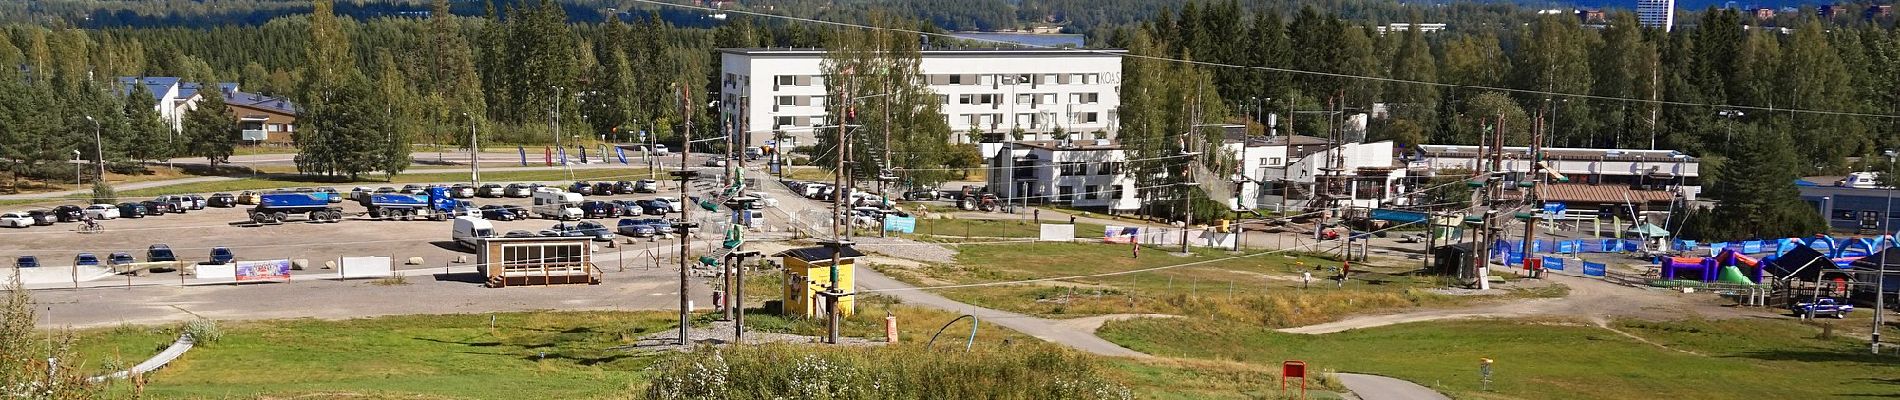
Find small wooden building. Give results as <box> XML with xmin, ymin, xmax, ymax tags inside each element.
<box><xmin>474</xmin><ymin>236</ymin><xmax>599</xmax><ymax>287</ymax></box>
<box><xmin>776</xmin><ymin>245</ymin><xmax>863</xmax><ymax>318</ymax></box>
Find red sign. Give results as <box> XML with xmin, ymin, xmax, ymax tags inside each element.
<box><xmin>1282</xmin><ymin>360</ymin><xmax>1307</xmax><ymax>379</ymax></box>
<box><xmin>1524</xmin><ymin>258</ymin><xmax>1542</xmax><ymax>271</ymax></box>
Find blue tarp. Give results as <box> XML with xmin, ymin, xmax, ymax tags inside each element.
<box><xmin>1369</xmin><ymin>208</ymin><xmax>1428</xmax><ymax>224</ymax></box>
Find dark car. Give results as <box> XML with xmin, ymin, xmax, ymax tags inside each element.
<box><xmin>477</xmin><ymin>184</ymin><xmax>506</xmax><ymax>198</ymax></box>
<box><xmin>639</xmin><ymin>218</ymin><xmax>674</xmax><ymax>235</ymax></box>
<box><xmin>15</xmin><ymin>256</ymin><xmax>39</xmax><ymax>268</ymax></box>
<box><xmin>502</xmin><ymin>230</ymin><xmax>539</xmax><ymax>238</ymax></box>
<box><xmin>107</xmin><ymin>252</ymin><xmax>137</xmax><ymax>266</ymax></box>
<box><xmin>26</xmin><ymin>210</ymin><xmax>56</xmax><ymax>226</ymax></box>
<box><xmin>616</xmin><ymin>218</ymin><xmax>658</xmax><ymax>237</ymax></box>
<box><xmin>568</xmin><ymin>181</ymin><xmax>594</xmax><ymax>195</ymax></box>
<box><xmin>73</xmin><ymin>253</ymin><xmax>100</xmax><ymax>267</ymax></box>
<box><xmin>541</xmin><ymin>221</ymin><xmax>614</xmax><ymax>241</ymax></box>
<box><xmin>479</xmin><ymin>205</ymin><xmax>522</xmax><ymax>221</ymax></box>
<box><xmin>579</xmin><ymin>200</ymin><xmax>620</xmax><ymax>219</ymax></box>
<box><xmin>614</xmin><ymin>181</ymin><xmax>637</xmax><ymax>194</ymax></box>
<box><xmin>116</xmin><ymin>203</ymin><xmax>147</xmax><ymax>218</ymax></box>
<box><xmin>592</xmin><ymin>182</ymin><xmax>616</xmax><ymax>196</ymax></box>
<box><xmin>147</xmin><ymin>244</ymin><xmax>178</xmax><ymax>263</ymax></box>
<box><xmin>634</xmin><ymin>199</ymin><xmax>673</xmax><ymax>215</ymax></box>
<box><xmin>52</xmin><ymin>205</ymin><xmax>84</xmax><ymax>222</ymax></box>
<box><xmin>208</xmin><ymin>193</ymin><xmax>237</xmax><ymax>208</ymax></box>
<box><xmin>139</xmin><ymin>201</ymin><xmax>173</xmax><ymax>216</ymax></box>
<box><xmin>208</xmin><ymin>247</ymin><xmax>235</xmax><ymax>264</ymax></box>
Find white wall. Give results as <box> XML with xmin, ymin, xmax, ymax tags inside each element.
<box><xmin>720</xmin><ymin>49</ymin><xmax>1123</xmax><ymax>148</ymax></box>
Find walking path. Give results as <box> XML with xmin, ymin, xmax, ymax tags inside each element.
<box><xmin>854</xmin><ymin>267</ymin><xmax>1150</xmax><ymax>358</ymax></box>
<box><xmin>1335</xmin><ymin>373</ymin><xmax>1451</xmax><ymax>400</ymax></box>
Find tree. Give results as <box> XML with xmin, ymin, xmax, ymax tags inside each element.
<box><xmin>122</xmin><ymin>84</ymin><xmax>174</xmax><ymax>162</ymax></box>
<box><xmin>818</xmin><ymin>14</ymin><xmax>962</xmax><ymax>188</ymax></box>
<box><xmin>1702</xmin><ymin>124</ymin><xmax>1823</xmax><ymax>240</ymax></box>
<box><xmin>373</xmin><ymin>50</ymin><xmax>414</xmax><ymax>178</ymax></box>
<box><xmin>1778</xmin><ymin>20</ymin><xmax>1859</xmax><ymax>172</ymax></box>
<box><xmin>294</xmin><ymin>0</ymin><xmax>381</xmax><ymax>180</ymax></box>
<box><xmin>1385</xmin><ymin>22</ymin><xmax>1438</xmax><ymax>140</ymax></box>
<box><xmin>181</xmin><ymin>85</ymin><xmax>237</xmax><ymax>166</ymax></box>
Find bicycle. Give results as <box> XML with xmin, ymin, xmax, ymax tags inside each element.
<box><xmin>78</xmin><ymin>220</ymin><xmax>102</xmax><ymax>234</ymax></box>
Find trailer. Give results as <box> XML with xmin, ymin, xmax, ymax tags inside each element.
<box><xmin>362</xmin><ymin>186</ymin><xmax>462</xmax><ymax>221</ymax></box>
<box><xmin>248</xmin><ymin>192</ymin><xmax>345</xmax><ymax>224</ymax></box>
<box><xmin>532</xmin><ymin>190</ymin><xmax>585</xmax><ymax>220</ymax></box>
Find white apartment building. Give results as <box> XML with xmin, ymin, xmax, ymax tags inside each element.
<box><xmin>984</xmin><ymin>139</ymin><xmax>1141</xmax><ymax>211</ymax></box>
<box><xmin>717</xmin><ymin>48</ymin><xmax>1124</xmax><ymax>149</ymax></box>
<box><xmin>1233</xmin><ymin>136</ymin><xmax>1406</xmax><ymax>212</ymax></box>
<box><xmin>1637</xmin><ymin>0</ymin><xmax>1676</xmax><ymax>31</ymax></box>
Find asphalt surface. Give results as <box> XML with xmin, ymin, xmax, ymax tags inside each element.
<box><xmin>1335</xmin><ymin>373</ymin><xmax>1451</xmax><ymax>400</ymax></box>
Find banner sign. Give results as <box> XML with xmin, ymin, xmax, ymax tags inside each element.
<box><xmin>518</xmin><ymin>146</ymin><xmax>528</xmax><ymax>166</ymax></box>
<box><xmin>543</xmin><ymin>147</ymin><xmax>553</xmax><ymax>166</ymax></box>
<box><xmin>235</xmin><ymin>259</ymin><xmax>291</xmax><ymax>282</ymax></box>
<box><xmin>616</xmin><ymin>146</ymin><xmax>629</xmax><ymax>164</ymax></box>
<box><xmin>1038</xmin><ymin>223</ymin><xmax>1075</xmax><ymax>241</ymax></box>
<box><xmin>339</xmin><ymin>256</ymin><xmax>393</xmax><ymax>279</ymax></box>
<box><xmin>1102</xmin><ymin>226</ymin><xmax>1140</xmax><ymax>244</ymax></box>
<box><xmin>1582</xmin><ymin>262</ymin><xmax>1607</xmax><ymax>277</ymax></box>
<box><xmin>1542</xmin><ymin>256</ymin><xmax>1565</xmax><ymax>271</ymax></box>
<box><xmin>883</xmin><ymin>215</ymin><xmax>917</xmax><ymax>233</ymax></box>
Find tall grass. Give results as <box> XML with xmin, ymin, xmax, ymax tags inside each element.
<box><xmin>642</xmin><ymin>344</ymin><xmax>1132</xmax><ymax>400</ymax></box>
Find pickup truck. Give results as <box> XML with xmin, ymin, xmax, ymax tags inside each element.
<box><xmin>1793</xmin><ymin>298</ymin><xmax>1855</xmax><ymax>319</ymax></box>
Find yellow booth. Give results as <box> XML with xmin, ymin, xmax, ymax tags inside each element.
<box><xmin>776</xmin><ymin>245</ymin><xmax>862</xmax><ymax>318</ymax></box>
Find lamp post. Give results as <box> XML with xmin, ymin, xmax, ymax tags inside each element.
<box><xmin>464</xmin><ymin>112</ymin><xmax>480</xmax><ymax>185</ymax></box>
<box><xmin>84</xmin><ymin>116</ymin><xmax>103</xmax><ymax>183</ymax></box>
<box><xmin>1717</xmin><ymin>109</ymin><xmax>1744</xmax><ymax>143</ymax></box>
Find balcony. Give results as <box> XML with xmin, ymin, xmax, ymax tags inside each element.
<box><xmin>241</xmin><ymin>129</ymin><xmax>268</xmax><ymax>141</ymax></box>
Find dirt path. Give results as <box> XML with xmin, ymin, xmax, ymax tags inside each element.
<box><xmin>1281</xmin><ymin>273</ymin><xmax>1752</xmax><ymax>334</ymax></box>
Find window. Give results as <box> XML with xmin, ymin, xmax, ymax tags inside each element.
<box><xmin>939</xmin><ymin>95</ymin><xmax>950</xmax><ymax>105</ymax></box>
<box><xmin>724</xmin><ymin>73</ymin><xmax>736</xmax><ymax>87</ymax></box>
<box><xmin>959</xmin><ymin>94</ymin><xmax>974</xmax><ymax>105</ymax></box>
<box><xmin>1834</xmin><ymin>209</ymin><xmax>1858</xmax><ymax>220</ymax></box>
<box><xmin>1058</xmin><ymin>186</ymin><xmax>1075</xmax><ymax>202</ymax></box>
<box><xmin>777</xmin><ymin>96</ymin><xmax>795</xmax><ymax>106</ymax></box>
<box><xmin>1098</xmin><ymin>162</ymin><xmax>1120</xmax><ymax>176</ymax></box>
<box><xmin>809</xmin><ymin>75</ymin><xmax>824</xmax><ymax>86</ymax></box>
<box><xmin>1109</xmin><ymin>184</ymin><xmax>1125</xmax><ymax>200</ymax></box>
<box><xmin>1017</xmin><ymin>93</ymin><xmax>1035</xmax><ymax>105</ymax></box>
<box><xmin>1080</xmin><ymin>112</ymin><xmax>1099</xmax><ymax>123</ymax></box>
<box><xmin>1060</xmin><ymin>162</ymin><xmax>1083</xmax><ymax>176</ymax></box>
<box><xmin>267</xmin><ymin>123</ymin><xmax>282</xmax><ymax>132</ymax></box>
<box><xmin>810</xmin><ymin>96</ymin><xmax>825</xmax><ymax>108</ymax></box>
<box><xmin>980</xmin><ymin>74</ymin><xmax>996</xmax><ymax>86</ymax></box>
<box><xmin>1043</xmin><ymin>74</ymin><xmax>1058</xmax><ymax>85</ymax></box>
<box><xmin>775</xmin><ymin>116</ymin><xmax>795</xmax><ymax>127</ymax></box>
<box><xmin>809</xmin><ymin>116</ymin><xmax>827</xmax><ymax>126</ymax></box>
<box><xmin>1266</xmin><ymin>157</ymin><xmax>1282</xmax><ymax>166</ymax></box>
<box><xmin>1084</xmin><ymin>185</ymin><xmax>1100</xmax><ymax>200</ymax></box>
<box><xmin>776</xmin><ymin>75</ymin><xmax>795</xmax><ymax>87</ymax></box>
<box><xmin>1070</xmin><ymin>93</ymin><xmax>1100</xmax><ymax>104</ymax></box>
<box><xmin>949</xmin><ymin>74</ymin><xmax>964</xmax><ymax>85</ymax></box>
<box><xmin>1071</xmin><ymin>73</ymin><xmax>1084</xmax><ymax>84</ymax></box>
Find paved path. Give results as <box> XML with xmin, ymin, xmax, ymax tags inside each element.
<box><xmin>1335</xmin><ymin>373</ymin><xmax>1450</xmax><ymax>400</ymax></box>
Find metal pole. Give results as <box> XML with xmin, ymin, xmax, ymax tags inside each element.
<box><xmin>86</xmin><ymin>116</ymin><xmax>103</xmax><ymax>182</ymax></box>
<box><xmin>467</xmin><ymin>112</ymin><xmax>480</xmax><ymax>185</ymax></box>
<box><xmin>1878</xmin><ymin>152</ymin><xmax>1893</xmax><ymax>354</ymax></box>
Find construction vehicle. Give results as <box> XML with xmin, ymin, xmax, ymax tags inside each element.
<box><xmin>248</xmin><ymin>191</ymin><xmax>345</xmax><ymax>224</ymax></box>
<box><xmin>362</xmin><ymin>186</ymin><xmax>463</xmax><ymax>221</ymax></box>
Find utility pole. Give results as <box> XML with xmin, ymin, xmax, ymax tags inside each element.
<box><xmin>675</xmin><ymin>85</ymin><xmax>696</xmax><ymax>346</ymax></box>
<box><xmin>84</xmin><ymin>116</ymin><xmax>103</xmax><ymax>182</ymax></box>
<box><xmin>465</xmin><ymin>112</ymin><xmax>480</xmax><ymax>185</ymax></box>
<box><xmin>1520</xmin><ymin>110</ymin><xmax>1544</xmax><ymax>278</ymax></box>
<box><xmin>1878</xmin><ymin>151</ymin><xmax>1894</xmax><ymax>354</ymax></box>
<box><xmin>821</xmin><ymin>71</ymin><xmax>856</xmax><ymax>345</ymax></box>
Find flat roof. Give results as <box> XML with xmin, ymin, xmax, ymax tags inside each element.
<box><xmin>1418</xmin><ymin>145</ymin><xmax>1695</xmax><ymax>162</ymax></box>
<box><xmin>1011</xmin><ymin>139</ymin><xmax>1123</xmax><ymax>151</ymax></box>
<box><xmin>718</xmin><ymin>48</ymin><xmax>1126</xmax><ymax>58</ymax></box>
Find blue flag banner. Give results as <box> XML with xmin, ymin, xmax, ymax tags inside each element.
<box><xmin>578</xmin><ymin>146</ymin><xmax>587</xmax><ymax>163</ymax></box>
<box><xmin>616</xmin><ymin>146</ymin><xmax>629</xmax><ymax>164</ymax></box>
<box><xmin>1582</xmin><ymin>262</ymin><xmax>1607</xmax><ymax>277</ymax></box>
<box><xmin>517</xmin><ymin>146</ymin><xmax>527</xmax><ymax>166</ymax></box>
<box><xmin>558</xmin><ymin>147</ymin><xmax>568</xmax><ymax>164</ymax></box>
<box><xmin>598</xmin><ymin>144</ymin><xmax>609</xmax><ymax>163</ymax></box>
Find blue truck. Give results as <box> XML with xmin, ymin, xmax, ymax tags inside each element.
<box><xmin>1793</xmin><ymin>298</ymin><xmax>1855</xmax><ymax>319</ymax></box>
<box><xmin>362</xmin><ymin>186</ymin><xmax>466</xmax><ymax>221</ymax></box>
<box><xmin>249</xmin><ymin>191</ymin><xmax>345</xmax><ymax>224</ymax></box>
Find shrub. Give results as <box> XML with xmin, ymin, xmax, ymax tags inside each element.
<box><xmin>90</xmin><ymin>181</ymin><xmax>116</xmax><ymax>204</ymax></box>
<box><xmin>183</xmin><ymin>318</ymin><xmax>224</xmax><ymax>344</ymax></box>
<box><xmin>642</xmin><ymin>344</ymin><xmax>1132</xmax><ymax>400</ymax></box>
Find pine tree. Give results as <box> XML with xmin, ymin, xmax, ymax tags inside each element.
<box><xmin>122</xmin><ymin>84</ymin><xmax>173</xmax><ymax>162</ymax></box>
<box><xmin>1703</xmin><ymin>124</ymin><xmax>1823</xmax><ymax>240</ymax></box>
<box><xmin>181</xmin><ymin>84</ymin><xmax>237</xmax><ymax>166</ymax></box>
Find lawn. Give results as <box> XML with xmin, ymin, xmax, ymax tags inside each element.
<box><xmin>1099</xmin><ymin>317</ymin><xmax>1900</xmax><ymax>399</ymax></box>
<box><xmin>74</xmin><ymin>312</ymin><xmax>679</xmax><ymax>399</ymax></box>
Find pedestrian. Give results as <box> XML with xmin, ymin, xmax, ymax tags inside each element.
<box><xmin>1132</xmin><ymin>236</ymin><xmax>1141</xmax><ymax>259</ymax></box>
<box><xmin>1301</xmin><ymin>271</ymin><xmax>1311</xmax><ymax>289</ymax></box>
<box><xmin>1337</xmin><ymin>261</ymin><xmax>1351</xmax><ymax>288</ymax></box>
<box><xmin>1034</xmin><ymin>209</ymin><xmax>1040</xmax><ymax>222</ymax></box>
<box><xmin>1069</xmin><ymin>215</ymin><xmax>1076</xmax><ymax>225</ymax></box>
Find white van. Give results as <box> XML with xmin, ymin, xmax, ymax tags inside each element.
<box><xmin>531</xmin><ymin>190</ymin><xmax>584</xmax><ymax>220</ymax></box>
<box><xmin>451</xmin><ymin>216</ymin><xmax>495</xmax><ymax>249</ymax></box>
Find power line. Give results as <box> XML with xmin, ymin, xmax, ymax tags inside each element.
<box><xmin>626</xmin><ymin>0</ymin><xmax>1900</xmax><ymax>120</ymax></box>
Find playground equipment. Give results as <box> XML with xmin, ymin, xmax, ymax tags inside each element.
<box><xmin>1660</xmin><ymin>248</ymin><xmax>1765</xmax><ymax>284</ymax></box>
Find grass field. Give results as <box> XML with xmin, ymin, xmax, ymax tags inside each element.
<box><xmin>1100</xmin><ymin>317</ymin><xmax>1900</xmax><ymax>399</ymax></box>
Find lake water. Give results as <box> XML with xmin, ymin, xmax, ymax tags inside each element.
<box><xmin>944</xmin><ymin>32</ymin><xmax>1085</xmax><ymax>48</ymax></box>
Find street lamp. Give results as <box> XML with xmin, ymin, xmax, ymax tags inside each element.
<box><xmin>1879</xmin><ymin>150</ymin><xmax>1895</xmax><ymax>354</ymax></box>
<box><xmin>84</xmin><ymin>116</ymin><xmax>103</xmax><ymax>183</ymax></box>
<box><xmin>1718</xmin><ymin>110</ymin><xmax>1745</xmax><ymax>143</ymax></box>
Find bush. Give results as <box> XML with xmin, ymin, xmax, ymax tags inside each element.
<box><xmin>642</xmin><ymin>344</ymin><xmax>1132</xmax><ymax>400</ymax></box>
<box><xmin>183</xmin><ymin>318</ymin><xmax>224</xmax><ymax>344</ymax></box>
<box><xmin>90</xmin><ymin>181</ymin><xmax>116</xmax><ymax>204</ymax></box>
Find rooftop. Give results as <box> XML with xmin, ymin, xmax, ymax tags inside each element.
<box><xmin>1417</xmin><ymin>145</ymin><xmax>1695</xmax><ymax>163</ymax></box>
<box><xmin>1011</xmin><ymin>139</ymin><xmax>1123</xmax><ymax>151</ymax></box>
<box><xmin>775</xmin><ymin>245</ymin><xmax>866</xmax><ymax>262</ymax></box>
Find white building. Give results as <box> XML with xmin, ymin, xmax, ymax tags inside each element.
<box><xmin>1232</xmin><ymin>135</ymin><xmax>1407</xmax><ymax>212</ymax></box>
<box><xmin>717</xmin><ymin>48</ymin><xmax>1125</xmax><ymax>149</ymax></box>
<box><xmin>1637</xmin><ymin>0</ymin><xmax>1676</xmax><ymax>31</ymax></box>
<box><xmin>1409</xmin><ymin>145</ymin><xmax>1699</xmax><ymax>210</ymax></box>
<box><xmin>984</xmin><ymin>139</ymin><xmax>1140</xmax><ymax>211</ymax></box>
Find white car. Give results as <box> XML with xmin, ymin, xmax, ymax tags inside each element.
<box><xmin>84</xmin><ymin>204</ymin><xmax>120</xmax><ymax>220</ymax></box>
<box><xmin>743</xmin><ymin>191</ymin><xmax>779</xmax><ymax>208</ymax></box>
<box><xmin>0</xmin><ymin>212</ymin><xmax>33</xmax><ymax>228</ymax></box>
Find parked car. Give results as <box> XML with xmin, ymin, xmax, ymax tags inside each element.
<box><xmin>73</xmin><ymin>253</ymin><xmax>100</xmax><ymax>267</ymax></box>
<box><xmin>374</xmin><ymin>187</ymin><xmax>399</xmax><ymax>197</ymax></box>
<box><xmin>504</xmin><ymin>183</ymin><xmax>534</xmax><ymax>197</ymax></box>
<box><xmin>579</xmin><ymin>200</ymin><xmax>620</xmax><ymax>219</ymax></box>
<box><xmin>592</xmin><ymin>182</ymin><xmax>617</xmax><ymax>196</ymax></box>
<box><xmin>613</xmin><ymin>181</ymin><xmax>638</xmax><ymax>194</ymax></box>
<box><xmin>703</xmin><ymin>156</ymin><xmax>727</xmax><ymax>167</ymax></box>
<box><xmin>115</xmin><ymin>203</ymin><xmax>146</xmax><ymax>218</ymax></box>
<box><xmin>634</xmin><ymin>199</ymin><xmax>673</xmax><ymax>215</ymax></box>
<box><xmin>349</xmin><ymin>187</ymin><xmax>374</xmax><ymax>201</ymax></box>
<box><xmin>319</xmin><ymin>188</ymin><xmax>343</xmax><ymax>203</ymax></box>
<box><xmin>52</xmin><ymin>205</ymin><xmax>84</xmax><ymax>222</ymax></box>
<box><xmin>84</xmin><ymin>204</ymin><xmax>120</xmax><ymax>219</ymax></box>
<box><xmin>610</xmin><ymin>200</ymin><xmax>644</xmax><ymax>216</ymax></box>
<box><xmin>633</xmin><ymin>179</ymin><xmax>659</xmax><ymax>193</ymax></box>
<box><xmin>638</xmin><ymin>218</ymin><xmax>674</xmax><ymax>234</ymax></box>
<box><xmin>26</xmin><ymin>210</ymin><xmax>56</xmax><ymax>226</ymax></box>
<box><xmin>140</xmin><ymin>201</ymin><xmax>174</xmax><ymax>215</ymax></box>
<box><xmin>181</xmin><ymin>194</ymin><xmax>206</xmax><ymax>210</ymax></box>
<box><xmin>568</xmin><ymin>181</ymin><xmax>595</xmax><ymax>195</ymax></box>
<box><xmin>745</xmin><ymin>192</ymin><xmax>779</xmax><ymax>208</ymax></box>
<box><xmin>502</xmin><ymin>230</ymin><xmax>539</xmax><ymax>238</ymax></box>
<box><xmin>15</xmin><ymin>256</ymin><xmax>38</xmax><ymax>268</ymax></box>
<box><xmin>0</xmin><ymin>212</ymin><xmax>34</xmax><ymax>228</ymax></box>
<box><xmin>401</xmin><ymin>184</ymin><xmax>426</xmax><ymax>195</ymax></box>
<box><xmin>1794</xmin><ymin>298</ymin><xmax>1855</xmax><ymax>318</ymax></box>
<box><xmin>147</xmin><ymin>244</ymin><xmax>178</xmax><ymax>263</ymax></box>
<box><xmin>477</xmin><ymin>184</ymin><xmax>506</xmax><ymax>198</ymax></box>
<box><xmin>450</xmin><ymin>184</ymin><xmax>477</xmax><ymax>199</ymax></box>
<box><xmin>208</xmin><ymin>247</ymin><xmax>235</xmax><ymax>264</ymax></box>
<box><xmin>107</xmin><ymin>252</ymin><xmax>137</xmax><ymax>266</ymax></box>
<box><xmin>541</xmin><ymin>221</ymin><xmax>614</xmax><ymax>241</ymax></box>
<box><xmin>479</xmin><ymin>205</ymin><xmax>523</xmax><ymax>221</ymax></box>
<box><xmin>615</xmin><ymin>218</ymin><xmax>658</xmax><ymax>237</ymax></box>
<box><xmin>207</xmin><ymin>193</ymin><xmax>237</xmax><ymax>208</ymax></box>
<box><xmin>153</xmin><ymin>196</ymin><xmax>188</xmax><ymax>213</ymax></box>
<box><xmin>237</xmin><ymin>191</ymin><xmax>262</xmax><ymax>205</ymax></box>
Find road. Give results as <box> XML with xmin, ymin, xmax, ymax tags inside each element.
<box><xmin>1335</xmin><ymin>373</ymin><xmax>1451</xmax><ymax>400</ymax></box>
